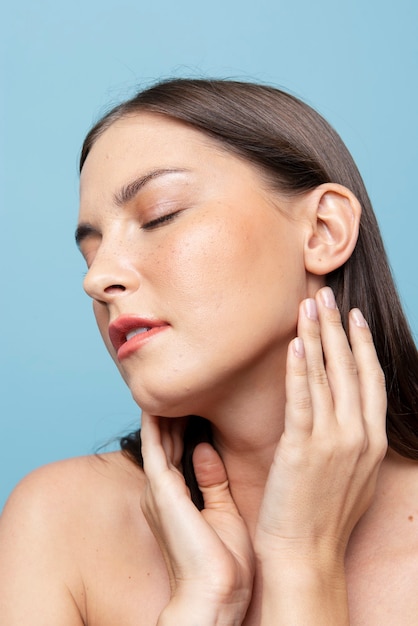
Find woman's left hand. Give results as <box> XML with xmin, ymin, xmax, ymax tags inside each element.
<box><xmin>254</xmin><ymin>286</ymin><xmax>388</xmax><ymax>623</ymax></box>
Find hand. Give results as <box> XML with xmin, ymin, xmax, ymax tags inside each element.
<box><xmin>140</xmin><ymin>412</ymin><xmax>254</xmax><ymax>625</ymax></box>
<box><xmin>255</xmin><ymin>287</ymin><xmax>387</xmax><ymax>617</ymax></box>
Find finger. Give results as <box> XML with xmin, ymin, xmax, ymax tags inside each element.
<box><xmin>348</xmin><ymin>309</ymin><xmax>387</xmax><ymax>448</ymax></box>
<box><xmin>193</xmin><ymin>443</ymin><xmax>236</xmax><ymax>512</ymax></box>
<box><xmin>170</xmin><ymin>417</ymin><xmax>188</xmax><ymax>468</ymax></box>
<box><xmin>296</xmin><ymin>297</ymin><xmax>334</xmax><ymax>426</ymax></box>
<box><xmin>140</xmin><ymin>412</ymin><xmax>171</xmax><ymax>477</ymax></box>
<box><xmin>160</xmin><ymin>417</ymin><xmax>187</xmax><ymax>469</ymax></box>
<box><xmin>283</xmin><ymin>336</ymin><xmax>314</xmax><ymax>440</ymax></box>
<box><xmin>314</xmin><ymin>287</ymin><xmax>362</xmax><ymax>424</ymax></box>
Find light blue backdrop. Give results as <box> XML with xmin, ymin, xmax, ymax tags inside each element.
<box><xmin>1</xmin><ymin>0</ymin><xmax>417</xmax><ymax>510</ymax></box>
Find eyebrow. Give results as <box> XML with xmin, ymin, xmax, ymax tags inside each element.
<box><xmin>76</xmin><ymin>167</ymin><xmax>190</xmax><ymax>248</ymax></box>
<box><xmin>75</xmin><ymin>223</ymin><xmax>99</xmax><ymax>248</ymax></box>
<box><xmin>113</xmin><ymin>167</ymin><xmax>189</xmax><ymax>206</ymax></box>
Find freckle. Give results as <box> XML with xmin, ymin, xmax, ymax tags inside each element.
<box><xmin>408</xmin><ymin>515</ymin><xmax>413</xmax><ymax>522</ymax></box>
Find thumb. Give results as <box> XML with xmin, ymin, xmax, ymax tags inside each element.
<box><xmin>193</xmin><ymin>443</ymin><xmax>234</xmax><ymax>510</ymax></box>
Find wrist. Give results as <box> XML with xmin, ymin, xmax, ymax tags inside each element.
<box><xmin>259</xmin><ymin>557</ymin><xmax>349</xmax><ymax>626</ymax></box>
<box><xmin>261</xmin><ymin>555</ymin><xmax>346</xmax><ymax>591</ymax></box>
<box><xmin>158</xmin><ymin>588</ymin><xmax>247</xmax><ymax>626</ymax></box>
<box><xmin>255</xmin><ymin>531</ymin><xmax>346</xmax><ymax>569</ymax></box>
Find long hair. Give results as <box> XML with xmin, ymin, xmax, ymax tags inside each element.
<box><xmin>80</xmin><ymin>79</ymin><xmax>418</xmax><ymax>508</ymax></box>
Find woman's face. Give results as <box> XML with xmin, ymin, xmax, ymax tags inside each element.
<box><xmin>78</xmin><ymin>113</ymin><xmax>312</xmax><ymax>417</ymax></box>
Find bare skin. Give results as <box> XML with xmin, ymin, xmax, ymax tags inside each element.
<box><xmin>0</xmin><ymin>114</ymin><xmax>416</xmax><ymax>623</ymax></box>
<box><xmin>0</xmin><ymin>294</ymin><xmax>400</xmax><ymax>625</ymax></box>
<box><xmin>1</xmin><ymin>447</ymin><xmax>418</xmax><ymax>624</ymax></box>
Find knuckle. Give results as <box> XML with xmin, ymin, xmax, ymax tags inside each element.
<box><xmin>305</xmin><ymin>324</ymin><xmax>320</xmax><ymax>340</ymax></box>
<box><xmin>369</xmin><ymin>432</ymin><xmax>388</xmax><ymax>461</ymax></box>
<box><xmin>341</xmin><ymin>356</ymin><xmax>357</xmax><ymax>376</ymax></box>
<box><xmin>358</xmin><ymin>327</ymin><xmax>375</xmax><ymax>344</ymax></box>
<box><xmin>324</xmin><ymin>309</ymin><xmax>343</xmax><ymax>327</ymax></box>
<box><xmin>308</xmin><ymin>364</ymin><xmax>328</xmax><ymax>386</ymax></box>
<box><xmin>373</xmin><ymin>367</ymin><xmax>387</xmax><ymax>389</ymax></box>
<box><xmin>291</xmin><ymin>363</ymin><xmax>308</xmax><ymax>378</ymax></box>
<box><xmin>330</xmin><ymin>353</ymin><xmax>358</xmax><ymax>376</ymax></box>
<box><xmin>321</xmin><ymin>308</ymin><xmax>342</xmax><ymax>330</ymax></box>
<box><xmin>359</xmin><ymin>353</ymin><xmax>385</xmax><ymax>379</ymax></box>
<box><xmin>292</xmin><ymin>394</ymin><xmax>313</xmax><ymax>412</ymax></box>
<box><xmin>342</xmin><ymin>429</ymin><xmax>366</xmax><ymax>453</ymax></box>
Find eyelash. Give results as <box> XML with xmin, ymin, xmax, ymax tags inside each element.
<box><xmin>142</xmin><ymin>211</ymin><xmax>180</xmax><ymax>230</ymax></box>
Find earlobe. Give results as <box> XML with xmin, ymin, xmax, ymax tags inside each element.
<box><xmin>304</xmin><ymin>183</ymin><xmax>361</xmax><ymax>276</ymax></box>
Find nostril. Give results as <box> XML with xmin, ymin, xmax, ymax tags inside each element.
<box><xmin>104</xmin><ymin>284</ymin><xmax>126</xmax><ymax>294</ymax></box>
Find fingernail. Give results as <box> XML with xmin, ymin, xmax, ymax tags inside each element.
<box><xmin>321</xmin><ymin>287</ymin><xmax>337</xmax><ymax>309</ymax></box>
<box><xmin>304</xmin><ymin>298</ymin><xmax>318</xmax><ymax>320</ymax></box>
<box><xmin>351</xmin><ymin>308</ymin><xmax>368</xmax><ymax>328</ymax></box>
<box><xmin>293</xmin><ymin>337</ymin><xmax>305</xmax><ymax>357</ymax></box>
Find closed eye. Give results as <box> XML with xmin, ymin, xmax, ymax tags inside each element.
<box><xmin>142</xmin><ymin>211</ymin><xmax>181</xmax><ymax>230</ymax></box>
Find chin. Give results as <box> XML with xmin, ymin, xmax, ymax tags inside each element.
<box><xmin>130</xmin><ymin>385</ymin><xmax>201</xmax><ymax>419</ymax></box>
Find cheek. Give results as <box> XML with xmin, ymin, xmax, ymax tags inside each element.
<box><xmin>162</xmin><ymin>220</ymin><xmax>247</xmax><ymax>301</ymax></box>
<box><xmin>92</xmin><ymin>301</ymin><xmax>113</xmax><ymax>353</ymax></box>
<box><xmin>157</xmin><ymin>213</ymin><xmax>303</xmax><ymax>318</ymax></box>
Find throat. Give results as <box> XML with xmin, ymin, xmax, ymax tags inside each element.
<box><xmin>215</xmin><ymin>440</ymin><xmax>278</xmax><ymax>537</ymax></box>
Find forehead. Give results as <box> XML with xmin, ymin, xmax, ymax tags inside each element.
<box><xmin>77</xmin><ymin>113</ymin><xmax>288</xmax><ymax>229</ymax></box>
<box><xmin>80</xmin><ymin>113</ymin><xmax>228</xmax><ymax>193</ymax></box>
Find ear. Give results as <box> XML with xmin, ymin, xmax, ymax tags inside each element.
<box><xmin>303</xmin><ymin>183</ymin><xmax>361</xmax><ymax>275</ymax></box>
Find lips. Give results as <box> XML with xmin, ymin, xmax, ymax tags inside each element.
<box><xmin>108</xmin><ymin>315</ymin><xmax>169</xmax><ymax>359</ymax></box>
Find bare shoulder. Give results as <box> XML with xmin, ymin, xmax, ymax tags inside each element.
<box><xmin>0</xmin><ymin>453</ymin><xmax>168</xmax><ymax>625</ymax></box>
<box><xmin>346</xmin><ymin>450</ymin><xmax>418</xmax><ymax>624</ymax></box>
<box><xmin>0</xmin><ymin>452</ymin><xmax>146</xmax><ymax>537</ymax></box>
<box><xmin>378</xmin><ymin>450</ymin><xmax>418</xmax><ymax>528</ymax></box>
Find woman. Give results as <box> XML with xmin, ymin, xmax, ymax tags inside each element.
<box><xmin>0</xmin><ymin>78</ymin><xmax>417</xmax><ymax>624</ymax></box>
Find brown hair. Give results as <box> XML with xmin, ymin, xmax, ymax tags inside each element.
<box><xmin>80</xmin><ymin>78</ymin><xmax>418</xmax><ymax>507</ymax></box>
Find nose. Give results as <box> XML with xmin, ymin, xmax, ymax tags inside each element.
<box><xmin>83</xmin><ymin>249</ymin><xmax>140</xmax><ymax>303</ymax></box>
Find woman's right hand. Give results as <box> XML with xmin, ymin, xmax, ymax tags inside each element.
<box><xmin>140</xmin><ymin>412</ymin><xmax>255</xmax><ymax>626</ymax></box>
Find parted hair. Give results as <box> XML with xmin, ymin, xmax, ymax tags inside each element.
<box><xmin>80</xmin><ymin>78</ymin><xmax>418</xmax><ymax>508</ymax></box>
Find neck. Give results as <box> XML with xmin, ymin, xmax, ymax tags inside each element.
<box><xmin>206</xmin><ymin>374</ymin><xmax>287</xmax><ymax>535</ymax></box>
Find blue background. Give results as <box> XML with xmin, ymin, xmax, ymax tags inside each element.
<box><xmin>1</xmin><ymin>0</ymin><xmax>417</xmax><ymax>510</ymax></box>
